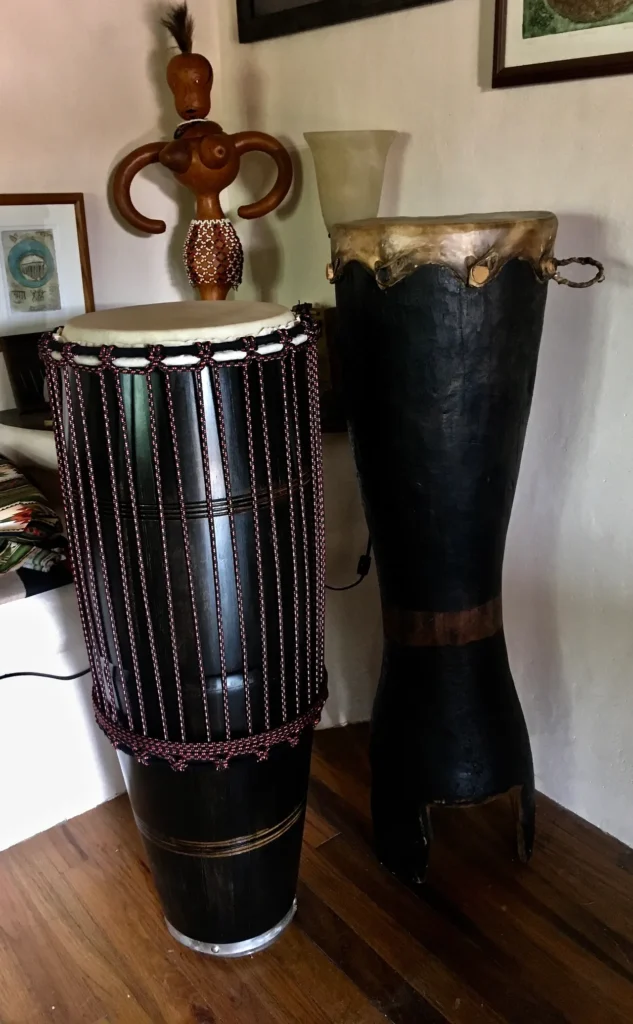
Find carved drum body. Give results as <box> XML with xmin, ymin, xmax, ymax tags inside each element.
<box><xmin>333</xmin><ymin>214</ymin><xmax>564</xmax><ymax>884</ymax></box>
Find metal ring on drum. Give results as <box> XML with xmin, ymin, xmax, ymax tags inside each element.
<box><xmin>40</xmin><ymin>299</ymin><xmax>326</xmax><ymax>955</ymax></box>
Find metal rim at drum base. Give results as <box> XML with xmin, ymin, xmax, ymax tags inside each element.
<box><xmin>166</xmin><ymin>899</ymin><xmax>298</xmax><ymax>958</ymax></box>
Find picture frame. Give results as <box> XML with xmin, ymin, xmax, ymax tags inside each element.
<box><xmin>0</xmin><ymin>194</ymin><xmax>94</xmax><ymax>416</ymax></box>
<box><xmin>0</xmin><ymin>193</ymin><xmax>94</xmax><ymax>337</ymax></box>
<box><xmin>494</xmin><ymin>0</ymin><xmax>633</xmax><ymax>87</ymax></box>
<box><xmin>237</xmin><ymin>0</ymin><xmax>446</xmax><ymax>44</ymax></box>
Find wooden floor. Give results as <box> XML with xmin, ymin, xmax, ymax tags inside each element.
<box><xmin>2</xmin><ymin>725</ymin><xmax>633</xmax><ymax>1024</ymax></box>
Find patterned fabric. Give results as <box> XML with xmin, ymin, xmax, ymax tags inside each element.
<box><xmin>183</xmin><ymin>219</ymin><xmax>244</xmax><ymax>290</ymax></box>
<box><xmin>0</xmin><ymin>458</ymin><xmax>67</xmax><ymax>574</ymax></box>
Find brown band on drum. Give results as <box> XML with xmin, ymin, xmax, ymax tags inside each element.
<box><xmin>384</xmin><ymin>597</ymin><xmax>503</xmax><ymax>647</ymax></box>
<box><xmin>329</xmin><ymin>212</ymin><xmax>559</xmax><ymax>290</ymax></box>
<box><xmin>135</xmin><ymin>802</ymin><xmax>305</xmax><ymax>858</ymax></box>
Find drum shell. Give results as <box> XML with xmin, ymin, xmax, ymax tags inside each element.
<box><xmin>334</xmin><ymin>259</ymin><xmax>543</xmax><ymax>810</ymax></box>
<box><xmin>120</xmin><ymin>730</ymin><xmax>312</xmax><ymax>945</ymax></box>
<box><xmin>64</xmin><ymin>348</ymin><xmax>317</xmax><ymax>741</ymax></box>
<box><xmin>45</xmin><ymin>318</ymin><xmax>325</xmax><ymax>952</ymax></box>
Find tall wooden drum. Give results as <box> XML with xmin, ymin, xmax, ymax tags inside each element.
<box><xmin>41</xmin><ymin>300</ymin><xmax>326</xmax><ymax>956</ymax></box>
<box><xmin>331</xmin><ymin>214</ymin><xmax>603</xmax><ymax>886</ymax></box>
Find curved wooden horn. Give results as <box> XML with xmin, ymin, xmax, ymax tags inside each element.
<box><xmin>112</xmin><ymin>142</ymin><xmax>167</xmax><ymax>234</ymax></box>
<box><xmin>231</xmin><ymin>132</ymin><xmax>293</xmax><ymax>220</ymax></box>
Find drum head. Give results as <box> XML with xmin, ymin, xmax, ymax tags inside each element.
<box><xmin>331</xmin><ymin>212</ymin><xmax>558</xmax><ymax>290</ymax></box>
<box><xmin>61</xmin><ymin>301</ymin><xmax>296</xmax><ymax>347</ymax></box>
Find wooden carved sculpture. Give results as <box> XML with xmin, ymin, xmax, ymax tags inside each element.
<box><xmin>112</xmin><ymin>4</ymin><xmax>293</xmax><ymax>300</ymax></box>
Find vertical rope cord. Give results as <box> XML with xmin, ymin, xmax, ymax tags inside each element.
<box><xmin>98</xmin><ymin>370</ymin><xmax>147</xmax><ymax>735</ymax></box>
<box><xmin>257</xmin><ymin>360</ymin><xmax>287</xmax><ymax>722</ymax></box>
<box><xmin>43</xmin><ymin>319</ymin><xmax>325</xmax><ymax>768</ymax></box>
<box><xmin>307</xmin><ymin>344</ymin><xmax>327</xmax><ymax>693</ymax></box>
<box><xmin>163</xmin><ymin>373</ymin><xmax>212</xmax><ymax>742</ymax></box>
<box><xmin>72</xmin><ymin>374</ymin><xmax>130</xmax><ymax>715</ymax></box>
<box><xmin>279</xmin><ymin>350</ymin><xmax>302</xmax><ymax>716</ymax></box>
<box><xmin>193</xmin><ymin>368</ymin><xmax>232</xmax><ymax>741</ymax></box>
<box><xmin>211</xmin><ymin>363</ymin><xmax>253</xmax><ymax>735</ymax></box>
<box><xmin>242</xmin><ymin>361</ymin><xmax>271</xmax><ymax>732</ymax></box>
<box><xmin>66</xmin><ymin>370</ymin><xmax>120</xmax><ymax>720</ymax></box>
<box><xmin>146</xmin><ymin>373</ymin><xmax>186</xmax><ymax>741</ymax></box>
<box><xmin>289</xmin><ymin>349</ymin><xmax>313</xmax><ymax>707</ymax></box>
<box><xmin>46</xmin><ymin>362</ymin><xmax>109</xmax><ymax>714</ymax></box>
<box><xmin>113</xmin><ymin>374</ymin><xmax>169</xmax><ymax>741</ymax></box>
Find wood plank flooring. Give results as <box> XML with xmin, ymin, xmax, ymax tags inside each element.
<box><xmin>1</xmin><ymin>724</ymin><xmax>633</xmax><ymax>1023</ymax></box>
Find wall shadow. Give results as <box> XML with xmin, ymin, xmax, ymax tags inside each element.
<box><xmin>478</xmin><ymin>0</ymin><xmax>496</xmax><ymax>92</ymax></box>
<box><xmin>504</xmin><ymin>213</ymin><xmax>608</xmax><ymax>806</ymax></box>
<box><xmin>231</xmin><ymin>62</ymin><xmax>294</xmax><ymax>302</ymax></box>
<box><xmin>103</xmin><ymin>4</ymin><xmax>197</xmax><ymax>301</ymax></box>
<box><xmin>380</xmin><ymin>133</ymin><xmax>410</xmax><ymax>217</ymax></box>
<box><xmin>321</xmin><ymin>434</ymin><xmax>383</xmax><ymax>730</ymax></box>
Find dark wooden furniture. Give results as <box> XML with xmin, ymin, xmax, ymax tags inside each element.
<box><xmin>237</xmin><ymin>0</ymin><xmax>447</xmax><ymax>43</ymax></box>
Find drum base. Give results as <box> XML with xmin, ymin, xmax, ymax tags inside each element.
<box><xmin>165</xmin><ymin>899</ymin><xmax>297</xmax><ymax>958</ymax></box>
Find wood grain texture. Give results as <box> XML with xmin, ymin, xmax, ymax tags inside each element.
<box><xmin>2</xmin><ymin>723</ymin><xmax>633</xmax><ymax>1023</ymax></box>
<box><xmin>383</xmin><ymin>597</ymin><xmax>503</xmax><ymax>647</ymax></box>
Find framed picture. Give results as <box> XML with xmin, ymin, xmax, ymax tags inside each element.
<box><xmin>0</xmin><ymin>193</ymin><xmax>93</xmax><ymax>337</ymax></box>
<box><xmin>237</xmin><ymin>0</ymin><xmax>446</xmax><ymax>44</ymax></box>
<box><xmin>494</xmin><ymin>0</ymin><xmax>633</xmax><ymax>86</ymax></box>
<box><xmin>0</xmin><ymin>194</ymin><xmax>93</xmax><ymax>417</ymax></box>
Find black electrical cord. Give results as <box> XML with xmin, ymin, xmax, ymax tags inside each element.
<box><xmin>326</xmin><ymin>535</ymin><xmax>373</xmax><ymax>592</ymax></box>
<box><xmin>0</xmin><ymin>667</ymin><xmax>91</xmax><ymax>682</ymax></box>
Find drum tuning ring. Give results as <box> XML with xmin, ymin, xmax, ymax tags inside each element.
<box><xmin>546</xmin><ymin>256</ymin><xmax>605</xmax><ymax>289</ymax></box>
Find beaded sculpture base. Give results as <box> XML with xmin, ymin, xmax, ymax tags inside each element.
<box><xmin>184</xmin><ymin>218</ymin><xmax>244</xmax><ymax>291</ymax></box>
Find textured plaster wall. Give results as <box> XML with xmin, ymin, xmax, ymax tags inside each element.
<box><xmin>0</xmin><ymin>0</ymin><xmax>631</xmax><ymax>847</ymax></box>
<box><xmin>212</xmin><ymin>0</ymin><xmax>633</xmax><ymax>845</ymax></box>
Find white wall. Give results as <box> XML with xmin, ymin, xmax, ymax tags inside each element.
<box><xmin>1</xmin><ymin>0</ymin><xmax>632</xmax><ymax>848</ymax></box>
<box><xmin>213</xmin><ymin>0</ymin><xmax>633</xmax><ymax>845</ymax></box>
<box><xmin>0</xmin><ymin>0</ymin><xmax>218</xmax><ymax>844</ymax></box>
<box><xmin>0</xmin><ymin>0</ymin><xmax>219</xmax><ymax>411</ymax></box>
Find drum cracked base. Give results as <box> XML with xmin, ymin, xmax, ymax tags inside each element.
<box><xmin>165</xmin><ymin>898</ymin><xmax>297</xmax><ymax>957</ymax></box>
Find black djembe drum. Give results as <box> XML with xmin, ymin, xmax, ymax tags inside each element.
<box><xmin>41</xmin><ymin>300</ymin><xmax>326</xmax><ymax>956</ymax></box>
<box><xmin>331</xmin><ymin>213</ymin><xmax>604</xmax><ymax>885</ymax></box>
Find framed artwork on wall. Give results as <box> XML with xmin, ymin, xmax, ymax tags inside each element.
<box><xmin>237</xmin><ymin>0</ymin><xmax>446</xmax><ymax>43</ymax></box>
<box><xmin>0</xmin><ymin>194</ymin><xmax>94</xmax><ymax>415</ymax></box>
<box><xmin>0</xmin><ymin>194</ymin><xmax>93</xmax><ymax>337</ymax></box>
<box><xmin>494</xmin><ymin>0</ymin><xmax>633</xmax><ymax>87</ymax></box>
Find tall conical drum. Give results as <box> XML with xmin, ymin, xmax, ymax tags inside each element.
<box><xmin>331</xmin><ymin>214</ymin><xmax>603</xmax><ymax>884</ymax></box>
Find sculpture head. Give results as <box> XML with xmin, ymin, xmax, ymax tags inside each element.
<box><xmin>162</xmin><ymin>3</ymin><xmax>213</xmax><ymax>120</ymax></box>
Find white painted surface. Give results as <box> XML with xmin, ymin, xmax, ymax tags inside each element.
<box><xmin>0</xmin><ymin>425</ymin><xmax>57</xmax><ymax>471</ymax></box>
<box><xmin>0</xmin><ymin>586</ymin><xmax>123</xmax><ymax>852</ymax></box>
<box><xmin>212</xmin><ymin>0</ymin><xmax>633</xmax><ymax>845</ymax></box>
